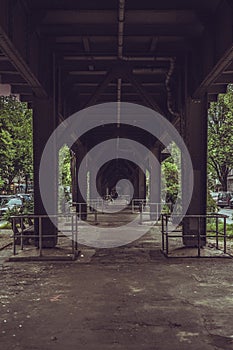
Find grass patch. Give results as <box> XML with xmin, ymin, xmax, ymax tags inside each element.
<box><xmin>0</xmin><ymin>220</ymin><xmax>11</xmax><ymax>230</ymax></box>
<box><xmin>207</xmin><ymin>222</ymin><xmax>233</xmax><ymax>238</ymax></box>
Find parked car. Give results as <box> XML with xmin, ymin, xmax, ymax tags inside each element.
<box><xmin>0</xmin><ymin>197</ymin><xmax>23</xmax><ymax>216</ymax></box>
<box><xmin>217</xmin><ymin>192</ymin><xmax>233</xmax><ymax>208</ymax></box>
<box><xmin>0</xmin><ymin>195</ymin><xmax>15</xmax><ymax>206</ymax></box>
<box><xmin>210</xmin><ymin>192</ymin><xmax>219</xmax><ymax>202</ymax></box>
<box><xmin>229</xmin><ymin>197</ymin><xmax>233</xmax><ymax>209</ymax></box>
<box><xmin>16</xmin><ymin>193</ymin><xmax>32</xmax><ymax>202</ymax></box>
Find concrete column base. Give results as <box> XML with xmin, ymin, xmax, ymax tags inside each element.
<box><xmin>182</xmin><ymin>217</ymin><xmax>206</xmax><ymax>247</ymax></box>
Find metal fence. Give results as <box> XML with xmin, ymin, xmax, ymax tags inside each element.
<box><xmin>131</xmin><ymin>199</ymin><xmax>172</xmax><ymax>224</ymax></box>
<box><xmin>11</xmin><ymin>214</ymin><xmax>79</xmax><ymax>261</ymax></box>
<box><xmin>10</xmin><ymin>210</ymin><xmax>232</xmax><ymax>261</ymax></box>
<box><xmin>72</xmin><ymin>196</ymin><xmax>131</xmax><ymax>217</ymax></box>
<box><xmin>161</xmin><ymin>214</ymin><xmax>232</xmax><ymax>258</ymax></box>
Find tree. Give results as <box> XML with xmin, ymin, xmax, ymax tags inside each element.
<box><xmin>58</xmin><ymin>145</ymin><xmax>72</xmax><ymax>212</ymax></box>
<box><xmin>0</xmin><ymin>96</ymin><xmax>33</xmax><ymax>192</ymax></box>
<box><xmin>58</xmin><ymin>145</ymin><xmax>72</xmax><ymax>188</ymax></box>
<box><xmin>208</xmin><ymin>85</ymin><xmax>233</xmax><ymax>191</ymax></box>
<box><xmin>161</xmin><ymin>143</ymin><xmax>181</xmax><ymax>208</ymax></box>
<box><xmin>0</xmin><ymin>128</ymin><xmax>15</xmax><ymax>189</ymax></box>
<box><xmin>162</xmin><ymin>160</ymin><xmax>179</xmax><ymax>204</ymax></box>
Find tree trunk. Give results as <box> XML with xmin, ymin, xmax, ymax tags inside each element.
<box><xmin>220</xmin><ymin>175</ymin><xmax>228</xmax><ymax>191</ymax></box>
<box><xmin>25</xmin><ymin>174</ymin><xmax>28</xmax><ymax>193</ymax></box>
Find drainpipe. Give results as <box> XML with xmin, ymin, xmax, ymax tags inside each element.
<box><xmin>118</xmin><ymin>0</ymin><xmax>125</xmax><ymax>59</ymax></box>
<box><xmin>117</xmin><ymin>77</ymin><xmax>122</xmax><ymax>127</ymax></box>
<box><xmin>117</xmin><ymin>0</ymin><xmax>125</xmax><ymax>126</ymax></box>
<box><xmin>64</xmin><ymin>55</ymin><xmax>173</xmax><ymax>62</ymax></box>
<box><xmin>165</xmin><ymin>58</ymin><xmax>180</xmax><ymax>119</ymax></box>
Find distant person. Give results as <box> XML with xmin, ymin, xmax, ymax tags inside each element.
<box><xmin>111</xmin><ymin>189</ymin><xmax>118</xmax><ymax>200</ymax></box>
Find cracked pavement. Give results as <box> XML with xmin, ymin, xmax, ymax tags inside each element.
<box><xmin>0</xmin><ymin>228</ymin><xmax>233</xmax><ymax>350</ymax></box>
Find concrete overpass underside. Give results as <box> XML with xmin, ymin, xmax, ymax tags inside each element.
<box><xmin>0</xmin><ymin>0</ymin><xmax>233</xmax><ymax>247</ymax></box>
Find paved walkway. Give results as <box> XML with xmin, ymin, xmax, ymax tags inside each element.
<box><xmin>0</xmin><ymin>222</ymin><xmax>233</xmax><ymax>350</ymax></box>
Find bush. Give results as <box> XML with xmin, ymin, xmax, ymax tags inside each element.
<box><xmin>2</xmin><ymin>200</ymin><xmax>34</xmax><ymax>224</ymax></box>
<box><xmin>207</xmin><ymin>190</ymin><xmax>218</xmax><ymax>213</ymax></box>
<box><xmin>206</xmin><ymin>222</ymin><xmax>233</xmax><ymax>237</ymax></box>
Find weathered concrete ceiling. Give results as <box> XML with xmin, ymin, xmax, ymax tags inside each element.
<box><xmin>0</xmin><ymin>0</ymin><xmax>232</xmax><ymax>111</ymax></box>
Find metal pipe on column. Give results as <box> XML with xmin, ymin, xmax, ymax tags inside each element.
<box><xmin>117</xmin><ymin>0</ymin><xmax>125</xmax><ymax>125</ymax></box>
<box><xmin>118</xmin><ymin>0</ymin><xmax>125</xmax><ymax>59</ymax></box>
<box><xmin>64</xmin><ymin>55</ymin><xmax>173</xmax><ymax>62</ymax></box>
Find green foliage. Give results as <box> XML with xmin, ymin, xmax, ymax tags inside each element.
<box><xmin>207</xmin><ymin>222</ymin><xmax>233</xmax><ymax>238</ymax></box>
<box><xmin>58</xmin><ymin>145</ymin><xmax>72</xmax><ymax>212</ymax></box>
<box><xmin>21</xmin><ymin>200</ymin><xmax>34</xmax><ymax>215</ymax></box>
<box><xmin>2</xmin><ymin>199</ymin><xmax>34</xmax><ymax>224</ymax></box>
<box><xmin>208</xmin><ymin>85</ymin><xmax>233</xmax><ymax>191</ymax></box>
<box><xmin>207</xmin><ymin>191</ymin><xmax>218</xmax><ymax>213</ymax></box>
<box><xmin>59</xmin><ymin>145</ymin><xmax>71</xmax><ymax>188</ymax></box>
<box><xmin>0</xmin><ymin>96</ymin><xmax>33</xmax><ymax>192</ymax></box>
<box><xmin>162</xmin><ymin>160</ymin><xmax>179</xmax><ymax>202</ymax></box>
<box><xmin>2</xmin><ymin>206</ymin><xmax>21</xmax><ymax>222</ymax></box>
<box><xmin>0</xmin><ymin>220</ymin><xmax>11</xmax><ymax>230</ymax></box>
<box><xmin>161</xmin><ymin>143</ymin><xmax>180</xmax><ymax>206</ymax></box>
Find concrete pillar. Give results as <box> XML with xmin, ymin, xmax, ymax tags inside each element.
<box><xmin>95</xmin><ymin>170</ymin><xmax>102</xmax><ymax>198</ymax></box>
<box><xmin>33</xmin><ymin>96</ymin><xmax>58</xmax><ymax>248</ymax></box>
<box><xmin>71</xmin><ymin>151</ymin><xmax>77</xmax><ymax>203</ymax></box>
<box><xmin>133</xmin><ymin>170</ymin><xmax>139</xmax><ymax>200</ymax></box>
<box><xmin>89</xmin><ymin>165</ymin><xmax>98</xmax><ymax>200</ymax></box>
<box><xmin>149</xmin><ymin>147</ymin><xmax>161</xmax><ymax>220</ymax></box>
<box><xmin>138</xmin><ymin>167</ymin><xmax>146</xmax><ymax>200</ymax></box>
<box><xmin>75</xmin><ymin>144</ymin><xmax>87</xmax><ymax>220</ymax></box>
<box><xmin>183</xmin><ymin>96</ymin><xmax>207</xmax><ymax>246</ymax></box>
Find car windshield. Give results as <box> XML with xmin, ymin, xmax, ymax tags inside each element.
<box><xmin>218</xmin><ymin>193</ymin><xmax>231</xmax><ymax>200</ymax></box>
<box><xmin>6</xmin><ymin>198</ymin><xmax>22</xmax><ymax>206</ymax></box>
<box><xmin>211</xmin><ymin>192</ymin><xmax>218</xmax><ymax>197</ymax></box>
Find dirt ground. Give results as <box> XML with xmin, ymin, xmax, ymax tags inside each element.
<box><xmin>0</xmin><ymin>228</ymin><xmax>233</xmax><ymax>350</ymax></box>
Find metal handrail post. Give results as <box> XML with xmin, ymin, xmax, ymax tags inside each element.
<box><xmin>216</xmin><ymin>216</ymin><xmax>219</xmax><ymax>249</ymax></box>
<box><xmin>20</xmin><ymin>217</ymin><xmax>23</xmax><ymax>251</ymax></box>
<box><xmin>165</xmin><ymin>215</ymin><xmax>169</xmax><ymax>255</ymax></box>
<box><xmin>197</xmin><ymin>217</ymin><xmax>201</xmax><ymax>257</ymax></box>
<box><xmin>224</xmin><ymin>216</ymin><xmax>227</xmax><ymax>254</ymax></box>
<box><xmin>161</xmin><ymin>214</ymin><xmax>164</xmax><ymax>251</ymax></box>
<box><xmin>13</xmin><ymin>217</ymin><xmax>16</xmax><ymax>255</ymax></box>
<box><xmin>75</xmin><ymin>213</ymin><xmax>78</xmax><ymax>251</ymax></box>
<box><xmin>71</xmin><ymin>214</ymin><xmax>74</xmax><ymax>258</ymax></box>
<box><xmin>39</xmin><ymin>217</ymin><xmax>42</xmax><ymax>257</ymax></box>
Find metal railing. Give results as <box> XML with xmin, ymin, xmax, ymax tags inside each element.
<box><xmin>11</xmin><ymin>214</ymin><xmax>79</xmax><ymax>260</ymax></box>
<box><xmin>161</xmin><ymin>214</ymin><xmax>231</xmax><ymax>258</ymax></box>
<box><xmin>72</xmin><ymin>196</ymin><xmax>131</xmax><ymax>218</ymax></box>
<box><xmin>131</xmin><ymin>199</ymin><xmax>171</xmax><ymax>213</ymax></box>
<box><xmin>9</xmin><ymin>211</ymin><xmax>233</xmax><ymax>261</ymax></box>
<box><xmin>72</xmin><ymin>202</ymin><xmax>99</xmax><ymax>222</ymax></box>
<box><xmin>131</xmin><ymin>199</ymin><xmax>172</xmax><ymax>224</ymax></box>
<box><xmin>72</xmin><ymin>199</ymin><xmax>170</xmax><ymax>225</ymax></box>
